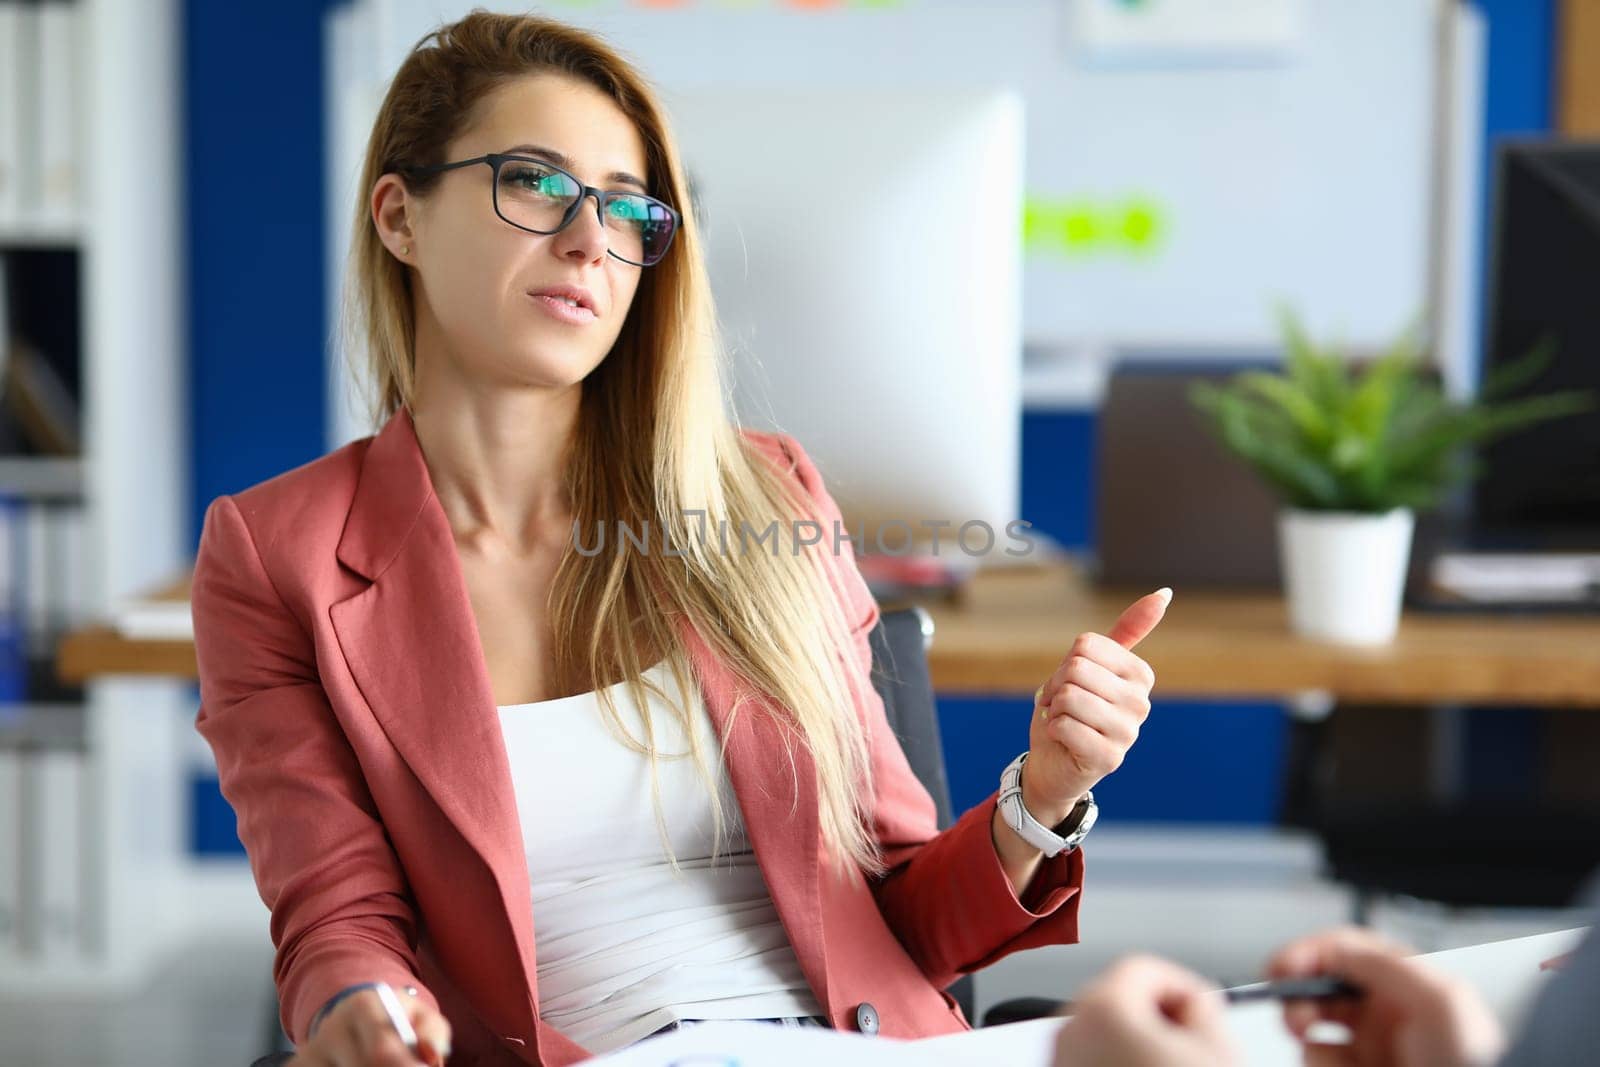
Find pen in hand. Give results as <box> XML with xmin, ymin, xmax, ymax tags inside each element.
<box><xmin>1222</xmin><ymin>976</ymin><xmax>1363</xmax><ymax>1004</ymax></box>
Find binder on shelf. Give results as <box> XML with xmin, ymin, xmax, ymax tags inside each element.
<box><xmin>0</xmin><ymin>745</ymin><xmax>18</xmax><ymax>957</ymax></box>
<box><xmin>0</xmin><ymin>4</ymin><xmax>26</xmax><ymax>227</ymax></box>
<box><xmin>55</xmin><ymin>504</ymin><xmax>89</xmax><ymax>627</ymax></box>
<box><xmin>33</xmin><ymin>2</ymin><xmax>81</xmax><ymax>226</ymax></box>
<box><xmin>13</xmin><ymin>734</ymin><xmax>40</xmax><ymax>957</ymax></box>
<box><xmin>22</xmin><ymin>500</ymin><xmax>50</xmax><ymax>656</ymax></box>
<box><xmin>38</xmin><ymin>744</ymin><xmax>81</xmax><ymax>960</ymax></box>
<box><xmin>0</xmin><ymin>247</ymin><xmax>10</xmax><ymax>379</ymax></box>
<box><xmin>0</xmin><ymin>493</ymin><xmax>22</xmax><ymax>706</ymax></box>
<box><xmin>44</xmin><ymin>503</ymin><xmax>71</xmax><ymax>637</ymax></box>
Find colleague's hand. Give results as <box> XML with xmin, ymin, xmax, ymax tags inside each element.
<box><xmin>288</xmin><ymin>986</ymin><xmax>453</xmax><ymax>1067</ymax></box>
<box><xmin>1053</xmin><ymin>954</ymin><xmax>1238</xmax><ymax>1067</ymax></box>
<box><xmin>1026</xmin><ymin>589</ymin><xmax>1171</xmax><ymax>823</ymax></box>
<box><xmin>1265</xmin><ymin>926</ymin><xmax>1506</xmax><ymax>1067</ymax></box>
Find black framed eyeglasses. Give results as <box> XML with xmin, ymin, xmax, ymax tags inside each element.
<box><xmin>402</xmin><ymin>153</ymin><xmax>680</xmax><ymax>267</ymax></box>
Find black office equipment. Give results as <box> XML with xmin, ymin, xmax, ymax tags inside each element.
<box><xmin>1095</xmin><ymin>359</ymin><xmax>1286</xmax><ymax>589</ymax></box>
<box><xmin>1472</xmin><ymin>140</ymin><xmax>1600</xmax><ymax>548</ymax></box>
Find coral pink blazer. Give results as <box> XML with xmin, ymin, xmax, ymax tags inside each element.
<box><xmin>191</xmin><ymin>407</ymin><xmax>1085</xmax><ymax>1066</ymax></box>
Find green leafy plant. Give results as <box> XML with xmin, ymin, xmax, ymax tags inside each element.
<box><xmin>1188</xmin><ymin>308</ymin><xmax>1595</xmax><ymax>513</ymax></box>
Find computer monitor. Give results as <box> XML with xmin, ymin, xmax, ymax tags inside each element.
<box><xmin>660</xmin><ymin>86</ymin><xmax>1025</xmax><ymax>558</ymax></box>
<box><xmin>1472</xmin><ymin>141</ymin><xmax>1600</xmax><ymax>546</ymax></box>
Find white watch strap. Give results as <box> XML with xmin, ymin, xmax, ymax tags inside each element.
<box><xmin>998</xmin><ymin>752</ymin><xmax>1093</xmax><ymax>857</ymax></box>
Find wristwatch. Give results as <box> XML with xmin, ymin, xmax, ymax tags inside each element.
<box><xmin>998</xmin><ymin>752</ymin><xmax>1098</xmax><ymax>857</ymax></box>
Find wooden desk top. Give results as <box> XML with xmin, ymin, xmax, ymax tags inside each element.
<box><xmin>56</xmin><ymin>575</ymin><xmax>195</xmax><ymax>683</ymax></box>
<box><xmin>57</xmin><ymin>558</ymin><xmax>1600</xmax><ymax>707</ymax></box>
<box><xmin>905</xmin><ymin>557</ymin><xmax>1600</xmax><ymax>707</ymax></box>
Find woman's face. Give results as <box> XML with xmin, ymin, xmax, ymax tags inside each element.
<box><xmin>384</xmin><ymin>73</ymin><xmax>651</xmax><ymax>391</ymax></box>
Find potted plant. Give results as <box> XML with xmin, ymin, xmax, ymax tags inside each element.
<box><xmin>1189</xmin><ymin>309</ymin><xmax>1593</xmax><ymax>644</ymax></box>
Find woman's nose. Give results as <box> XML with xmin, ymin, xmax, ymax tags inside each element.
<box><xmin>557</xmin><ymin>191</ymin><xmax>610</xmax><ymax>261</ymax></box>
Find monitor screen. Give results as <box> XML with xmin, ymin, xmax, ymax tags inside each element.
<box><xmin>1473</xmin><ymin>142</ymin><xmax>1600</xmax><ymax>540</ymax></box>
<box><xmin>662</xmin><ymin>86</ymin><xmax>1025</xmax><ymax>549</ymax></box>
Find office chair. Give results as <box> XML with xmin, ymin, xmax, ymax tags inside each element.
<box><xmin>868</xmin><ymin>607</ymin><xmax>1069</xmax><ymax>1029</ymax></box>
<box><xmin>251</xmin><ymin>606</ymin><xmax>1050</xmax><ymax>1064</ymax></box>
<box><xmin>865</xmin><ymin>605</ymin><xmax>976</xmax><ymax>1023</ymax></box>
<box><xmin>1282</xmin><ymin>704</ymin><xmax>1600</xmax><ymax>927</ymax></box>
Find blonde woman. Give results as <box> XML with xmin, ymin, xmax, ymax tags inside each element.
<box><xmin>191</xmin><ymin>11</ymin><xmax>1169</xmax><ymax>1067</ymax></box>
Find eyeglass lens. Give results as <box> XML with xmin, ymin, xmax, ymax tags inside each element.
<box><xmin>495</xmin><ymin>158</ymin><xmax>675</xmax><ymax>265</ymax></box>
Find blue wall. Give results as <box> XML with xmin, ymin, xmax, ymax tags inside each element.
<box><xmin>184</xmin><ymin>2</ymin><xmax>1561</xmax><ymax>853</ymax></box>
<box><xmin>185</xmin><ymin>2</ymin><xmax>332</xmax><ymax>548</ymax></box>
<box><xmin>1472</xmin><ymin>0</ymin><xmax>1559</xmax><ymax>383</ymax></box>
<box><xmin>184</xmin><ymin>1</ymin><xmax>337</xmax><ymax>854</ymax></box>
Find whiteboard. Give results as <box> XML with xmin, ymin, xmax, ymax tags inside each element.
<box><xmin>328</xmin><ymin>0</ymin><xmax>1445</xmax><ymax>444</ymax></box>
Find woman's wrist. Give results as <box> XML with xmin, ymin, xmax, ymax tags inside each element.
<box><xmin>308</xmin><ymin>980</ymin><xmax>421</xmax><ymax>1040</ymax></box>
<box><xmin>1020</xmin><ymin>757</ymin><xmax>1080</xmax><ymax>829</ymax></box>
<box><xmin>309</xmin><ymin>983</ymin><xmax>378</xmax><ymax>1040</ymax></box>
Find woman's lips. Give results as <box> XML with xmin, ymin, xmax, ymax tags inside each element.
<box><xmin>529</xmin><ymin>292</ymin><xmax>598</xmax><ymax>325</ymax></box>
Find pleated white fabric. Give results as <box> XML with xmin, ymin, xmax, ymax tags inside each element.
<box><xmin>496</xmin><ymin>658</ymin><xmax>825</xmax><ymax>1053</ymax></box>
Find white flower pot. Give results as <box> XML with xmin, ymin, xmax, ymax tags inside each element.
<box><xmin>1278</xmin><ymin>508</ymin><xmax>1415</xmax><ymax>645</ymax></box>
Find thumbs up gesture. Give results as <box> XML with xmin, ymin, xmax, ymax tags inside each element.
<box><xmin>1021</xmin><ymin>588</ymin><xmax>1172</xmax><ymax>825</ymax></box>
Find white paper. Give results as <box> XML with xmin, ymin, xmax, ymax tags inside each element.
<box><xmin>581</xmin><ymin>927</ymin><xmax>1591</xmax><ymax>1066</ymax></box>
<box><xmin>583</xmin><ymin>1021</ymin><xmax>917</xmax><ymax>1066</ymax></box>
<box><xmin>1432</xmin><ymin>553</ymin><xmax>1600</xmax><ymax>602</ymax></box>
<box><xmin>109</xmin><ymin>597</ymin><xmax>193</xmax><ymax>640</ymax></box>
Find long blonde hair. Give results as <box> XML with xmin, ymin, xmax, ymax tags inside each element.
<box><xmin>340</xmin><ymin>9</ymin><xmax>885</xmax><ymax>880</ymax></box>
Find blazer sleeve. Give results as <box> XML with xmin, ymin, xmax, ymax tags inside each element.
<box><xmin>190</xmin><ymin>493</ymin><xmax>441</xmax><ymax>1044</ymax></box>
<box><xmin>773</xmin><ymin>433</ymin><xmax>1085</xmax><ymax>992</ymax></box>
<box><xmin>1495</xmin><ymin>877</ymin><xmax>1600</xmax><ymax>1067</ymax></box>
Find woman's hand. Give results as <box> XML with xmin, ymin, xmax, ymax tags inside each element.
<box><xmin>1053</xmin><ymin>955</ymin><xmax>1238</xmax><ymax>1067</ymax></box>
<box><xmin>1025</xmin><ymin>588</ymin><xmax>1171</xmax><ymax>824</ymax></box>
<box><xmin>289</xmin><ymin>986</ymin><xmax>453</xmax><ymax>1067</ymax></box>
<box><xmin>1265</xmin><ymin>927</ymin><xmax>1506</xmax><ymax>1067</ymax></box>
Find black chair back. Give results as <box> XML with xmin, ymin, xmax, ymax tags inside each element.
<box><xmin>867</xmin><ymin>606</ymin><xmax>975</xmax><ymax>1022</ymax></box>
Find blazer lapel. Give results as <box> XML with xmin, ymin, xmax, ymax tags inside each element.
<box><xmin>328</xmin><ymin>407</ymin><xmax>833</xmax><ymax>1037</ymax></box>
<box><xmin>329</xmin><ymin>408</ymin><xmax>542</xmax><ymax>1038</ymax></box>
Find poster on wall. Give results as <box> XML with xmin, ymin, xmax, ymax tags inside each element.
<box><xmin>1070</xmin><ymin>0</ymin><xmax>1308</xmax><ymax>66</ymax></box>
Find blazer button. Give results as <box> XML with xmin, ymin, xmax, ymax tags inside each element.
<box><xmin>854</xmin><ymin>1002</ymin><xmax>880</xmax><ymax>1035</ymax></box>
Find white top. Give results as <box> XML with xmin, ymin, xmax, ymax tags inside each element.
<box><xmin>496</xmin><ymin>658</ymin><xmax>825</xmax><ymax>1053</ymax></box>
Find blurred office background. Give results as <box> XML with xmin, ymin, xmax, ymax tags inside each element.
<box><xmin>1</xmin><ymin>1</ymin><xmax>1598</xmax><ymax>1064</ymax></box>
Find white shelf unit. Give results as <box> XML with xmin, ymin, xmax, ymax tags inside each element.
<box><xmin>0</xmin><ymin>456</ymin><xmax>84</xmax><ymax>498</ymax></box>
<box><xmin>0</xmin><ymin>222</ymin><xmax>82</xmax><ymax>249</ymax></box>
<box><xmin>0</xmin><ymin>0</ymin><xmax>192</xmax><ymax>995</ymax></box>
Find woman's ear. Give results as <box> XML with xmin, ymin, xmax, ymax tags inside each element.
<box><xmin>372</xmin><ymin>173</ymin><xmax>417</xmax><ymax>261</ymax></box>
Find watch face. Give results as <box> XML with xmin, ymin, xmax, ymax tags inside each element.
<box><xmin>1069</xmin><ymin>801</ymin><xmax>1098</xmax><ymax>841</ymax></box>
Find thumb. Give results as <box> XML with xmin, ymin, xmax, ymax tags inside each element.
<box><xmin>410</xmin><ymin>1002</ymin><xmax>453</xmax><ymax>1066</ymax></box>
<box><xmin>1304</xmin><ymin>1045</ymin><xmax>1359</xmax><ymax>1067</ymax></box>
<box><xmin>1165</xmin><ymin>985</ymin><xmax>1225</xmax><ymax>1031</ymax></box>
<box><xmin>1107</xmin><ymin>588</ymin><xmax>1173</xmax><ymax>650</ymax></box>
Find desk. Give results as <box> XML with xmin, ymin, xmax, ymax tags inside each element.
<box><xmin>57</xmin><ymin>560</ymin><xmax>1600</xmax><ymax>708</ymax></box>
<box><xmin>56</xmin><ymin>576</ymin><xmax>194</xmax><ymax>682</ymax></box>
<box><xmin>907</xmin><ymin>558</ymin><xmax>1600</xmax><ymax>708</ymax></box>
<box><xmin>583</xmin><ymin>927</ymin><xmax>1590</xmax><ymax>1066</ymax></box>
